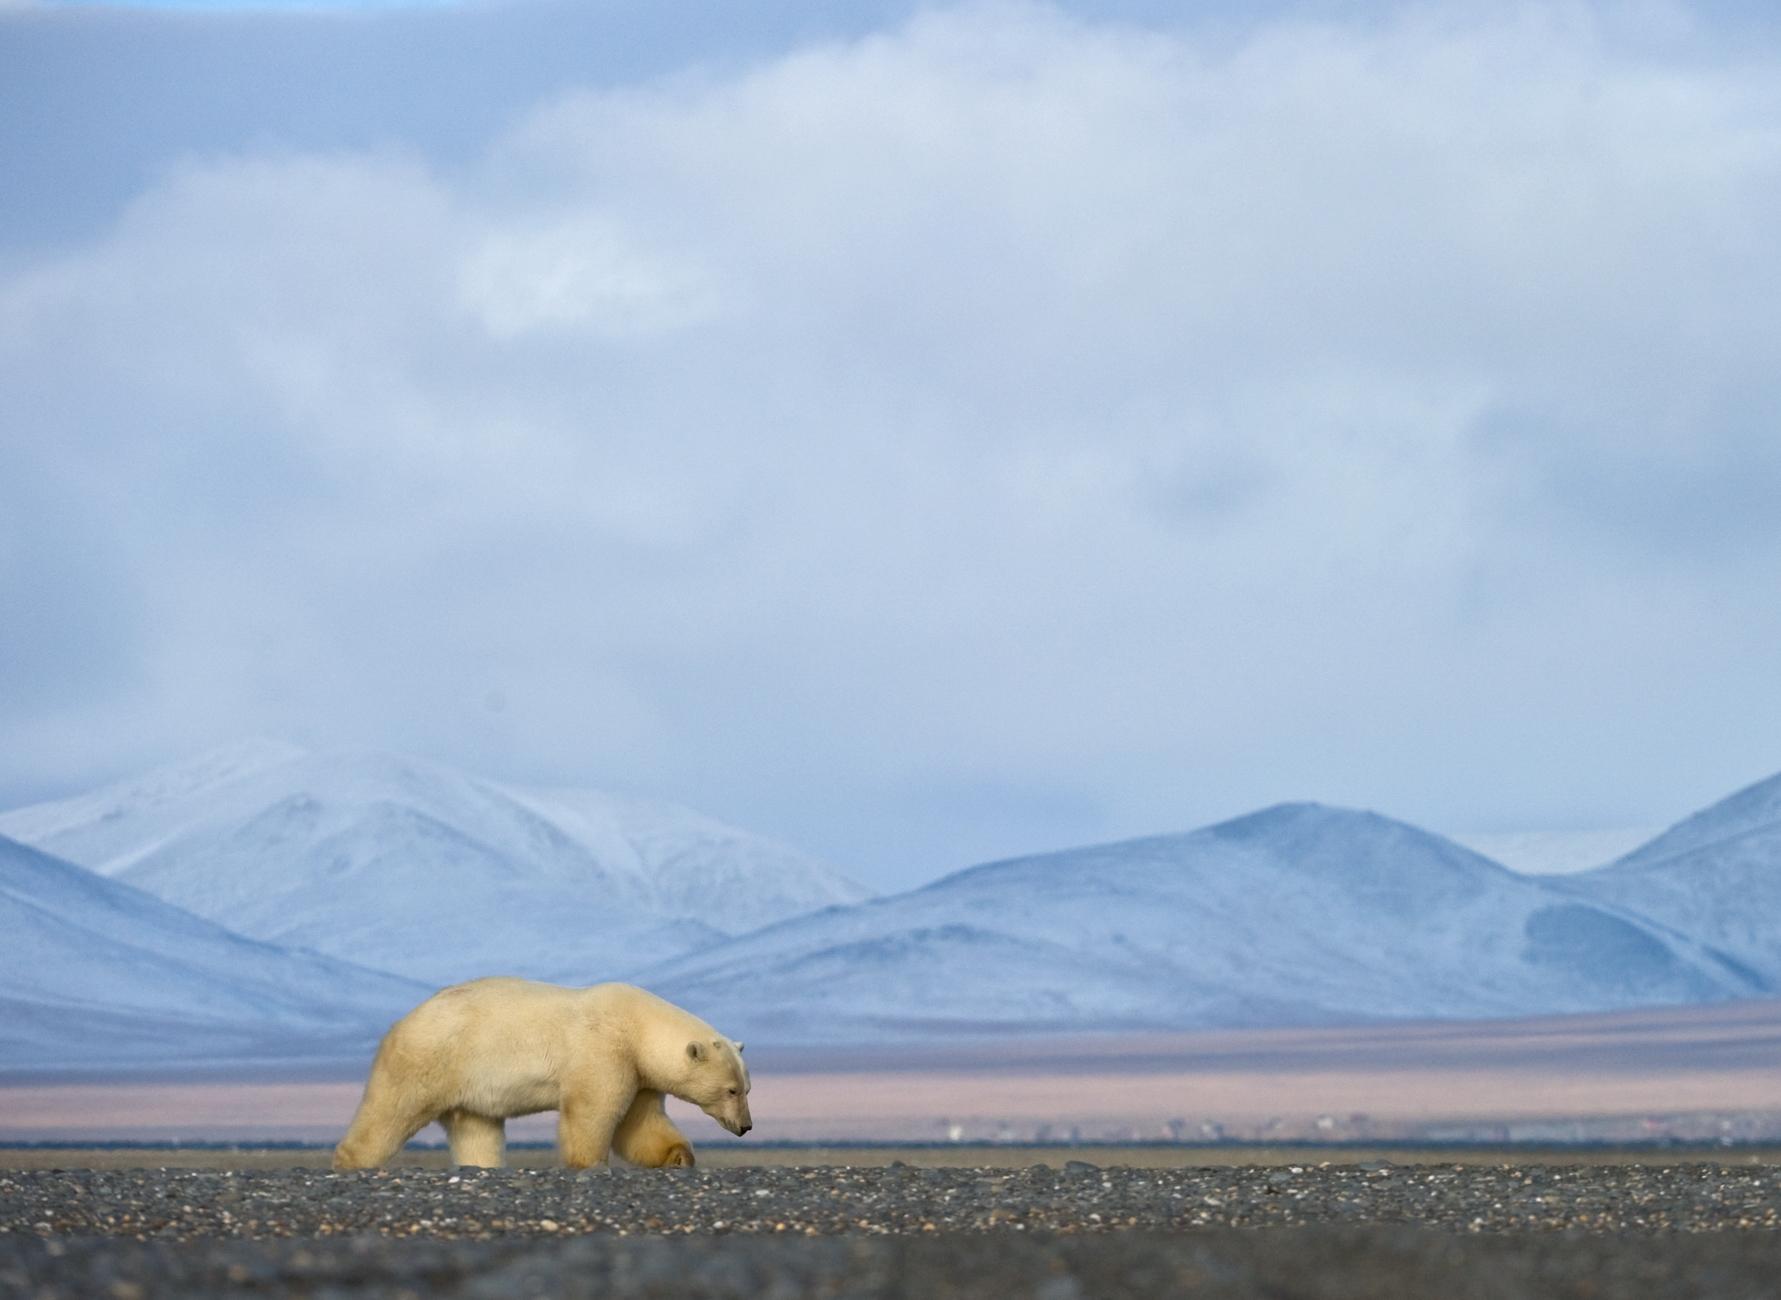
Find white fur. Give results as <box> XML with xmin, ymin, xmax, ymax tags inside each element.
<box><xmin>333</xmin><ymin>979</ymin><xmax>750</xmax><ymax>1169</ymax></box>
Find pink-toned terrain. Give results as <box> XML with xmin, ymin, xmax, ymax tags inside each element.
<box><xmin>4</xmin><ymin>999</ymin><xmax>1779</xmax><ymax>1146</ymax></box>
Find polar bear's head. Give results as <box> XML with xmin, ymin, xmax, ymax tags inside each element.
<box><xmin>681</xmin><ymin>1037</ymin><xmax>752</xmax><ymax>1135</ymax></box>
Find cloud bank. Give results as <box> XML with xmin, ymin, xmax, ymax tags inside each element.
<box><xmin>5</xmin><ymin>2</ymin><xmax>1781</xmax><ymax>885</ymax></box>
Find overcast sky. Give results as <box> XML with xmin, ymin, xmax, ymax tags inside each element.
<box><xmin>5</xmin><ymin>0</ymin><xmax>1781</xmax><ymax>890</ymax></box>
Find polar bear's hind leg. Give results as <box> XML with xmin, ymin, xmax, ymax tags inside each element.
<box><xmin>613</xmin><ymin>1089</ymin><xmax>695</xmax><ymax>1168</ymax></box>
<box><xmin>443</xmin><ymin>1109</ymin><xmax>507</xmax><ymax>1168</ymax></box>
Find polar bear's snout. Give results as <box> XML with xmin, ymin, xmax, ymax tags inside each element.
<box><xmin>710</xmin><ymin>1088</ymin><xmax>752</xmax><ymax>1135</ymax></box>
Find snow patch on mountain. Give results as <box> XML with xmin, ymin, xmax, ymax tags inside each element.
<box><xmin>0</xmin><ymin>739</ymin><xmax>308</xmax><ymax>875</ymax></box>
<box><xmin>509</xmin><ymin>786</ymin><xmax>872</xmax><ymax>934</ymax></box>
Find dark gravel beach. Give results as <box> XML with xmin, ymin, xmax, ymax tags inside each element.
<box><xmin>4</xmin><ymin>1162</ymin><xmax>1780</xmax><ymax>1297</ymax></box>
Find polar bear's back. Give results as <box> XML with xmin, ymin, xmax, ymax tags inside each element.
<box><xmin>384</xmin><ymin>978</ymin><xmax>709</xmax><ymax>1068</ymax></box>
<box><xmin>402</xmin><ymin>976</ymin><xmax>581</xmax><ymax>1038</ymax></box>
<box><xmin>375</xmin><ymin>978</ymin><xmax>568</xmax><ymax>1113</ymax></box>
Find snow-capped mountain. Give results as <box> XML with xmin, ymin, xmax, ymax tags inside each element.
<box><xmin>501</xmin><ymin>785</ymin><xmax>870</xmax><ymax>935</ymax></box>
<box><xmin>1560</xmin><ymin>771</ymin><xmax>1781</xmax><ymax>988</ymax></box>
<box><xmin>11</xmin><ymin>744</ymin><xmax>1778</xmax><ymax>1056</ymax></box>
<box><xmin>642</xmin><ymin>804</ymin><xmax>1760</xmax><ymax>1041</ymax></box>
<box><xmin>0</xmin><ymin>833</ymin><xmax>424</xmax><ymax>1069</ymax></box>
<box><xmin>0</xmin><ymin>742</ymin><xmax>869</xmax><ymax>987</ymax></box>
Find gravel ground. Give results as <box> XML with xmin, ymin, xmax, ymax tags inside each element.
<box><xmin>4</xmin><ymin>1163</ymin><xmax>1780</xmax><ymax>1297</ymax></box>
<box><xmin>11</xmin><ymin>1228</ymin><xmax>1781</xmax><ymax>1300</ymax></box>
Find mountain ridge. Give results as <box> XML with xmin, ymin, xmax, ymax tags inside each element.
<box><xmin>642</xmin><ymin>802</ymin><xmax>1758</xmax><ymax>1042</ymax></box>
<box><xmin>1602</xmin><ymin>771</ymin><xmax>1781</xmax><ymax>874</ymax></box>
<box><xmin>0</xmin><ymin>742</ymin><xmax>869</xmax><ymax>988</ymax></box>
<box><xmin>7</xmin><ymin>748</ymin><xmax>1780</xmax><ymax>1059</ymax></box>
<box><xmin>1559</xmin><ymin>769</ymin><xmax>1781</xmax><ymax>989</ymax></box>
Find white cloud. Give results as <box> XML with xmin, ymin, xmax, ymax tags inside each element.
<box><xmin>459</xmin><ymin>214</ymin><xmax>723</xmax><ymax>340</ymax></box>
<box><xmin>6</xmin><ymin>2</ymin><xmax>1781</xmax><ymax>883</ymax></box>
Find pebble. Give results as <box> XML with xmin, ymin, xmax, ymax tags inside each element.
<box><xmin>0</xmin><ymin>1163</ymin><xmax>1776</xmax><ymax>1240</ymax></box>
<box><xmin>5</xmin><ymin>1225</ymin><xmax>1781</xmax><ymax>1299</ymax></box>
<box><xmin>1</xmin><ymin>1165</ymin><xmax>1779</xmax><ymax>1297</ymax></box>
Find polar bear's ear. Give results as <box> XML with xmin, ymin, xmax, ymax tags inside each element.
<box><xmin>686</xmin><ymin>1041</ymin><xmax>706</xmax><ymax>1061</ymax></box>
<box><xmin>735</xmin><ymin>1042</ymin><xmax>745</xmax><ymax>1054</ymax></box>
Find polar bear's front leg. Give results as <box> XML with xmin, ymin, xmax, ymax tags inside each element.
<box><xmin>333</xmin><ymin>1064</ymin><xmax>437</xmax><ymax>1170</ymax></box>
<box><xmin>442</xmin><ymin>1110</ymin><xmax>507</xmax><ymax>1168</ymax></box>
<box><xmin>613</xmin><ymin>1089</ymin><xmax>695</xmax><ymax>1168</ymax></box>
<box><xmin>557</xmin><ymin>1077</ymin><xmax>635</xmax><ymax>1169</ymax></box>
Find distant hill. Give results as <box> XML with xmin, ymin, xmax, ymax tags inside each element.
<box><xmin>643</xmin><ymin>803</ymin><xmax>1759</xmax><ymax>1041</ymax></box>
<box><xmin>0</xmin><ymin>833</ymin><xmax>424</xmax><ymax>1070</ymax></box>
<box><xmin>1560</xmin><ymin>771</ymin><xmax>1781</xmax><ymax>988</ymax></box>
<box><xmin>10</xmin><ymin>746</ymin><xmax>1780</xmax><ymax>1059</ymax></box>
<box><xmin>0</xmin><ymin>741</ymin><xmax>869</xmax><ymax>987</ymax></box>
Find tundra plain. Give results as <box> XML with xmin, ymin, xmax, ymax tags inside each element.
<box><xmin>6</xmin><ymin>999</ymin><xmax>1779</xmax><ymax>1148</ymax></box>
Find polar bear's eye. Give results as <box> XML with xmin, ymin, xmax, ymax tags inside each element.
<box><xmin>727</xmin><ymin>1087</ymin><xmax>739</xmax><ymax>1096</ymax></box>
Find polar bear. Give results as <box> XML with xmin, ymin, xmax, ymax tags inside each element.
<box><xmin>332</xmin><ymin>978</ymin><xmax>751</xmax><ymax>1170</ymax></box>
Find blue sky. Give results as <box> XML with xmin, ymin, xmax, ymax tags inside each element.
<box><xmin>5</xmin><ymin>0</ymin><xmax>1781</xmax><ymax>889</ymax></box>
